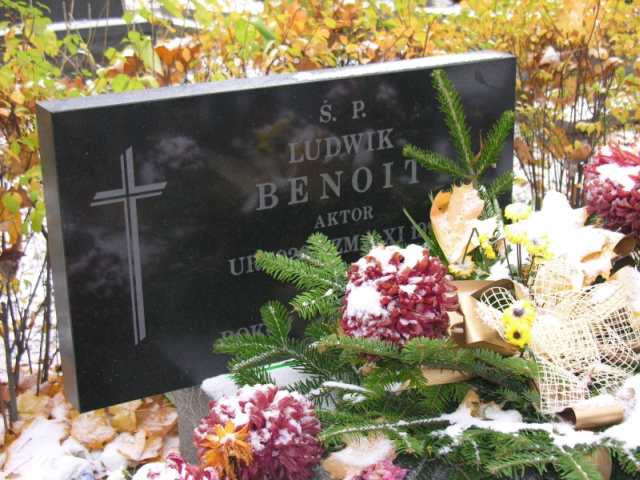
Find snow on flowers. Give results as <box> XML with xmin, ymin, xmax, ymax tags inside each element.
<box><xmin>341</xmin><ymin>244</ymin><xmax>459</xmax><ymax>346</ymax></box>
<box><xmin>194</xmin><ymin>384</ymin><xmax>323</xmax><ymax>480</ymax></box>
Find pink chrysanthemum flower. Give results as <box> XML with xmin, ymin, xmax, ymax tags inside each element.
<box><xmin>341</xmin><ymin>245</ymin><xmax>459</xmax><ymax>346</ymax></box>
<box><xmin>584</xmin><ymin>142</ymin><xmax>640</xmax><ymax>239</ymax></box>
<box><xmin>194</xmin><ymin>384</ymin><xmax>323</xmax><ymax>480</ymax></box>
<box><xmin>347</xmin><ymin>459</ymin><xmax>409</xmax><ymax>480</ymax></box>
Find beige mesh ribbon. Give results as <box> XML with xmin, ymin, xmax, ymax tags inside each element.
<box><xmin>473</xmin><ymin>258</ymin><xmax>640</xmax><ymax>418</ymax></box>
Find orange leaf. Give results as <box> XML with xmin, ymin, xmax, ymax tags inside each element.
<box><xmin>136</xmin><ymin>400</ymin><xmax>178</xmax><ymax>437</ymax></box>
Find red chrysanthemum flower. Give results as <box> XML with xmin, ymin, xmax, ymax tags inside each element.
<box><xmin>584</xmin><ymin>142</ymin><xmax>640</xmax><ymax>238</ymax></box>
<box><xmin>194</xmin><ymin>384</ymin><xmax>323</xmax><ymax>480</ymax></box>
<box><xmin>341</xmin><ymin>245</ymin><xmax>459</xmax><ymax>346</ymax></box>
<box><xmin>347</xmin><ymin>460</ymin><xmax>409</xmax><ymax>480</ymax></box>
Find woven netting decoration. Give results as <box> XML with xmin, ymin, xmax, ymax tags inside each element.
<box><xmin>474</xmin><ymin>258</ymin><xmax>640</xmax><ymax>414</ymax></box>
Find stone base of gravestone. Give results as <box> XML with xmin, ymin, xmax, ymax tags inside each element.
<box><xmin>166</xmin><ymin>387</ymin><xmax>210</xmax><ymax>464</ymax></box>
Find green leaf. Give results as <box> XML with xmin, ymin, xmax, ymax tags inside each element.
<box><xmin>251</xmin><ymin>19</ymin><xmax>276</xmax><ymax>41</ymax></box>
<box><xmin>31</xmin><ymin>209</ymin><xmax>44</xmax><ymax>233</ymax></box>
<box><xmin>160</xmin><ymin>0</ymin><xmax>183</xmax><ymax>18</ymax></box>
<box><xmin>2</xmin><ymin>192</ymin><xmax>21</xmax><ymax>214</ymax></box>
<box><xmin>432</xmin><ymin>69</ymin><xmax>473</xmax><ymax>174</ymax></box>
<box><xmin>122</xmin><ymin>10</ymin><xmax>135</xmax><ymax>24</ymax></box>
<box><xmin>111</xmin><ymin>74</ymin><xmax>129</xmax><ymax>93</ymax></box>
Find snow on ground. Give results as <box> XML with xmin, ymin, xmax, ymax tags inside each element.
<box><xmin>0</xmin><ymin>232</ymin><xmax>58</xmax><ymax>384</ymax></box>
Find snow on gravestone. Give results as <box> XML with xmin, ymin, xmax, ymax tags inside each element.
<box><xmin>36</xmin><ymin>51</ymin><xmax>515</xmax><ymax>412</ymax></box>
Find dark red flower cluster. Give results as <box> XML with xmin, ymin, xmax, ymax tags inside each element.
<box><xmin>341</xmin><ymin>245</ymin><xmax>459</xmax><ymax>346</ymax></box>
<box><xmin>584</xmin><ymin>143</ymin><xmax>640</xmax><ymax>238</ymax></box>
<box><xmin>194</xmin><ymin>384</ymin><xmax>323</xmax><ymax>480</ymax></box>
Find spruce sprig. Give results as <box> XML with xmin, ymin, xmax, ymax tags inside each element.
<box><xmin>403</xmin><ymin>69</ymin><xmax>515</xmax><ymax>199</ymax></box>
<box><xmin>255</xmin><ymin>233</ymin><xmax>347</xmax><ymax>319</ymax></box>
<box><xmin>432</xmin><ymin>69</ymin><xmax>475</xmax><ymax>174</ymax></box>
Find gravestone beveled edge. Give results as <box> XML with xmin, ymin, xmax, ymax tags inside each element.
<box><xmin>36</xmin><ymin>106</ymin><xmax>81</xmax><ymax>409</ymax></box>
<box><xmin>38</xmin><ymin>51</ymin><xmax>514</xmax><ymax>114</ymax></box>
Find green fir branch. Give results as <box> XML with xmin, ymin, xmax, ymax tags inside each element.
<box><xmin>319</xmin><ymin>334</ymin><xmax>401</xmax><ymax>359</ymax></box>
<box><xmin>487</xmin><ymin>170</ymin><xmax>514</xmax><ymax>199</ymax></box>
<box><xmin>214</xmin><ymin>332</ymin><xmax>277</xmax><ymax>360</ymax></box>
<box><xmin>403</xmin><ymin>144</ymin><xmax>468</xmax><ymax>180</ymax></box>
<box><xmin>261</xmin><ymin>301</ymin><xmax>291</xmax><ymax>342</ymax></box>
<box><xmin>555</xmin><ymin>449</ymin><xmax>604</xmax><ymax>480</ymax></box>
<box><xmin>291</xmin><ymin>287</ymin><xmax>341</xmax><ymax>320</ymax></box>
<box><xmin>301</xmin><ymin>232</ymin><xmax>347</xmax><ymax>278</ymax></box>
<box><xmin>476</xmin><ymin>111</ymin><xmax>515</xmax><ymax>177</ymax></box>
<box><xmin>319</xmin><ymin>416</ymin><xmax>446</xmax><ymax>443</ymax></box>
<box><xmin>256</xmin><ymin>250</ymin><xmax>342</xmax><ymax>290</ymax></box>
<box><xmin>469</xmin><ymin>348</ymin><xmax>538</xmax><ymax>379</ymax></box>
<box><xmin>231</xmin><ymin>365</ymin><xmax>275</xmax><ymax>386</ymax></box>
<box><xmin>419</xmin><ymin>383</ymin><xmax>471</xmax><ymax>415</ymax></box>
<box><xmin>432</xmin><ymin>69</ymin><xmax>474</xmax><ymax>173</ymax></box>
<box><xmin>360</xmin><ymin>231</ymin><xmax>384</xmax><ymax>255</ymax></box>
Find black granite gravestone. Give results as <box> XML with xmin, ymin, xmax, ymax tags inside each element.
<box><xmin>37</xmin><ymin>51</ymin><xmax>515</xmax><ymax>411</ymax></box>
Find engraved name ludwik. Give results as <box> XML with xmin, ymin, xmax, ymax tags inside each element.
<box><xmin>90</xmin><ymin>147</ymin><xmax>166</xmax><ymax>345</ymax></box>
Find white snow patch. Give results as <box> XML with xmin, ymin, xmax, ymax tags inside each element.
<box><xmin>324</xmin><ymin>435</ymin><xmax>396</xmax><ymax>475</ymax></box>
<box><xmin>438</xmin><ymin>374</ymin><xmax>640</xmax><ymax>451</ymax></box>
<box><xmin>322</xmin><ymin>381</ymin><xmax>370</xmax><ymax>393</ymax></box>
<box><xmin>346</xmin><ymin>244</ymin><xmax>429</xmax><ymax>321</ymax></box>
<box><xmin>132</xmin><ymin>462</ymin><xmax>180</xmax><ymax>480</ymax></box>
<box><xmin>399</xmin><ymin>284</ymin><xmax>417</xmax><ymax>295</ymax></box>
<box><xmin>597</xmin><ymin>163</ymin><xmax>640</xmax><ymax>191</ymax></box>
<box><xmin>345</xmin><ymin>284</ymin><xmax>386</xmax><ymax>319</ymax></box>
<box><xmin>3</xmin><ymin>417</ymin><xmax>68</xmax><ymax>476</ymax></box>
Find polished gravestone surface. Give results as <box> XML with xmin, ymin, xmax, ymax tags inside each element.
<box><xmin>37</xmin><ymin>51</ymin><xmax>515</xmax><ymax>411</ymax></box>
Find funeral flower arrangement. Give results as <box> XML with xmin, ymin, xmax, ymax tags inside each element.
<box><xmin>139</xmin><ymin>71</ymin><xmax>640</xmax><ymax>480</ymax></box>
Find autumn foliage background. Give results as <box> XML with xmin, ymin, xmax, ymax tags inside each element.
<box><xmin>0</xmin><ymin>0</ymin><xmax>639</xmax><ymax>473</ymax></box>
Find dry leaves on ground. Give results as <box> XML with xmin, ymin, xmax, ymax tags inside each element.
<box><xmin>0</xmin><ymin>373</ymin><xmax>179</xmax><ymax>478</ymax></box>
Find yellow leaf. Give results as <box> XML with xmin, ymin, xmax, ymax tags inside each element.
<box><xmin>108</xmin><ymin>399</ymin><xmax>142</xmax><ymax>432</ymax></box>
<box><xmin>71</xmin><ymin>410</ymin><xmax>116</xmax><ymax>449</ymax></box>
<box><xmin>17</xmin><ymin>391</ymin><xmax>51</xmax><ymax>420</ymax></box>
<box><xmin>9</xmin><ymin>90</ymin><xmax>24</xmax><ymax>105</ymax></box>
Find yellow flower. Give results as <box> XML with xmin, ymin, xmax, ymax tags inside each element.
<box><xmin>504</xmin><ymin>203</ymin><xmax>532</xmax><ymax>222</ymax></box>
<box><xmin>478</xmin><ymin>234</ymin><xmax>497</xmax><ymax>260</ymax></box>
<box><xmin>484</xmin><ymin>245</ymin><xmax>496</xmax><ymax>259</ymax></box>
<box><xmin>502</xmin><ymin>300</ymin><xmax>537</xmax><ymax>327</ymax></box>
<box><xmin>505</xmin><ymin>225</ymin><xmax>527</xmax><ymax>245</ymax></box>
<box><xmin>503</xmin><ymin>318</ymin><xmax>532</xmax><ymax>349</ymax></box>
<box><xmin>448</xmin><ymin>260</ymin><xmax>475</xmax><ymax>278</ymax></box>
<box><xmin>525</xmin><ymin>234</ymin><xmax>553</xmax><ymax>260</ymax></box>
<box><xmin>199</xmin><ymin>421</ymin><xmax>253</xmax><ymax>480</ymax></box>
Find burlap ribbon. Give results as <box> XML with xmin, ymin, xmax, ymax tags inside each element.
<box><xmin>423</xmin><ymin>256</ymin><xmax>640</xmax><ymax>431</ymax></box>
